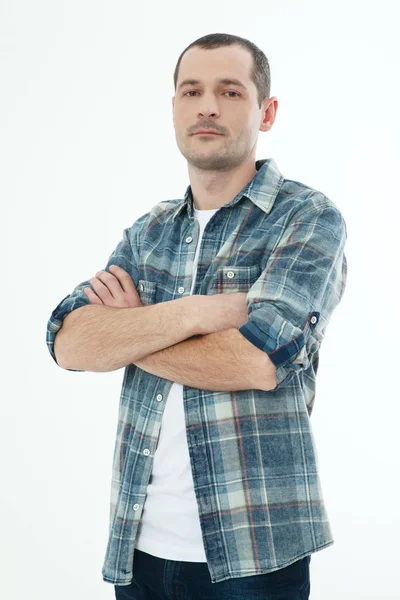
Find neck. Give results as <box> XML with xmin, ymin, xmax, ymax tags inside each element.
<box><xmin>188</xmin><ymin>158</ymin><xmax>257</xmax><ymax>210</ymax></box>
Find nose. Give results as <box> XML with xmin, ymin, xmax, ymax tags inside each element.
<box><xmin>197</xmin><ymin>96</ymin><xmax>220</xmax><ymax>119</ymax></box>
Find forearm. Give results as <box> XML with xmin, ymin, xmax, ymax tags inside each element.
<box><xmin>134</xmin><ymin>327</ymin><xmax>275</xmax><ymax>391</ymax></box>
<box><xmin>55</xmin><ymin>297</ymin><xmax>200</xmax><ymax>372</ymax></box>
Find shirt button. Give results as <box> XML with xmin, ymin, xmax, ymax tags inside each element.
<box><xmin>178</xmin><ymin>286</ymin><xmax>185</xmax><ymax>294</ymax></box>
<box><xmin>226</xmin><ymin>271</ymin><xmax>235</xmax><ymax>279</ymax></box>
<box><xmin>185</xmin><ymin>236</ymin><xmax>193</xmax><ymax>243</ymax></box>
<box><xmin>143</xmin><ymin>448</ymin><xmax>150</xmax><ymax>456</ymax></box>
<box><xmin>139</xmin><ymin>283</ymin><xmax>144</xmax><ymax>291</ymax></box>
<box><xmin>310</xmin><ymin>316</ymin><xmax>318</xmax><ymax>325</ymax></box>
<box><xmin>156</xmin><ymin>394</ymin><xmax>163</xmax><ymax>402</ymax></box>
<box><xmin>133</xmin><ymin>503</ymin><xmax>140</xmax><ymax>511</ymax></box>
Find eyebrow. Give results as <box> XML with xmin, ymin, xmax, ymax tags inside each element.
<box><xmin>177</xmin><ymin>78</ymin><xmax>248</xmax><ymax>92</ymax></box>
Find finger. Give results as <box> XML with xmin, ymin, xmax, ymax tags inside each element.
<box><xmin>89</xmin><ymin>276</ymin><xmax>115</xmax><ymax>303</ymax></box>
<box><xmin>95</xmin><ymin>269</ymin><xmax>128</xmax><ymax>300</ymax></box>
<box><xmin>108</xmin><ymin>265</ymin><xmax>138</xmax><ymax>295</ymax></box>
<box><xmin>83</xmin><ymin>286</ymin><xmax>103</xmax><ymax>305</ymax></box>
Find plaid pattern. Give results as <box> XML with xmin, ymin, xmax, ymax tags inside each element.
<box><xmin>46</xmin><ymin>158</ymin><xmax>347</xmax><ymax>585</ymax></box>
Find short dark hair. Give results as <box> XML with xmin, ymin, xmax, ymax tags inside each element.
<box><xmin>173</xmin><ymin>33</ymin><xmax>271</xmax><ymax>109</ymax></box>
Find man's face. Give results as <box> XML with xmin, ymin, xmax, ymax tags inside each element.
<box><xmin>172</xmin><ymin>45</ymin><xmax>269</xmax><ymax>172</ymax></box>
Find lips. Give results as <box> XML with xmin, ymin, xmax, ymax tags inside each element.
<box><xmin>194</xmin><ymin>130</ymin><xmax>221</xmax><ymax>135</ymax></box>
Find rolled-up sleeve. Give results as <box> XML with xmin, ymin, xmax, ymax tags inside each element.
<box><xmin>46</xmin><ymin>221</ymin><xmax>143</xmax><ymax>371</ymax></box>
<box><xmin>237</xmin><ymin>199</ymin><xmax>348</xmax><ymax>390</ymax></box>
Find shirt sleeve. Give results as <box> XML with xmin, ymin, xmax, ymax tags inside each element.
<box><xmin>237</xmin><ymin>199</ymin><xmax>348</xmax><ymax>391</ymax></box>
<box><xmin>46</xmin><ymin>222</ymin><xmax>143</xmax><ymax>371</ymax></box>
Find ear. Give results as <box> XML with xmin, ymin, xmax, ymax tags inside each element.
<box><xmin>259</xmin><ymin>96</ymin><xmax>278</xmax><ymax>133</ymax></box>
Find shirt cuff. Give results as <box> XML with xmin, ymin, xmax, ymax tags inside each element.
<box><xmin>237</xmin><ymin>305</ymin><xmax>320</xmax><ymax>390</ymax></box>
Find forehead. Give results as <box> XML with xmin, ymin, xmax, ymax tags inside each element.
<box><xmin>177</xmin><ymin>45</ymin><xmax>253</xmax><ymax>85</ymax></box>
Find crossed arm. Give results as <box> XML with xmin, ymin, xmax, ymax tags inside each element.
<box><xmin>80</xmin><ymin>265</ymin><xmax>276</xmax><ymax>391</ymax></box>
<box><xmin>133</xmin><ymin>327</ymin><xmax>276</xmax><ymax>392</ymax></box>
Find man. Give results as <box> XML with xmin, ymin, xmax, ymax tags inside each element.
<box><xmin>46</xmin><ymin>32</ymin><xmax>347</xmax><ymax>599</ymax></box>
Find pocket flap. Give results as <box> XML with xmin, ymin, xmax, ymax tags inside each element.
<box><xmin>210</xmin><ymin>265</ymin><xmax>262</xmax><ymax>292</ymax></box>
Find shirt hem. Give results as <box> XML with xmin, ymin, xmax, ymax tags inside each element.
<box><xmin>102</xmin><ymin>539</ymin><xmax>334</xmax><ymax>586</ymax></box>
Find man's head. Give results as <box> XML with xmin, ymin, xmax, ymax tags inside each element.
<box><xmin>172</xmin><ymin>33</ymin><xmax>278</xmax><ymax>172</ymax></box>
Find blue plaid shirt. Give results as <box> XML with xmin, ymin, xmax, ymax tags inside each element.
<box><xmin>46</xmin><ymin>157</ymin><xmax>348</xmax><ymax>585</ymax></box>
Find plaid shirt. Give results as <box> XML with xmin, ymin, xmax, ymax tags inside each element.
<box><xmin>46</xmin><ymin>157</ymin><xmax>348</xmax><ymax>585</ymax></box>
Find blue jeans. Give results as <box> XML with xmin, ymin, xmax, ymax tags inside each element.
<box><xmin>114</xmin><ymin>549</ymin><xmax>311</xmax><ymax>599</ymax></box>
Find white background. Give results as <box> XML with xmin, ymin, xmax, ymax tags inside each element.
<box><xmin>2</xmin><ymin>1</ymin><xmax>399</xmax><ymax>598</ymax></box>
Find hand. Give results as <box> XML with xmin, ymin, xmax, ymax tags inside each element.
<box><xmin>83</xmin><ymin>265</ymin><xmax>143</xmax><ymax>308</ymax></box>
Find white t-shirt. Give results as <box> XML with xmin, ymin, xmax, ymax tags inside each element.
<box><xmin>134</xmin><ymin>205</ymin><xmax>219</xmax><ymax>561</ymax></box>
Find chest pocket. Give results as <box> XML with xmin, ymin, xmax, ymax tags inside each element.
<box><xmin>137</xmin><ymin>280</ymin><xmax>157</xmax><ymax>306</ymax></box>
<box><xmin>210</xmin><ymin>264</ymin><xmax>262</xmax><ymax>293</ymax></box>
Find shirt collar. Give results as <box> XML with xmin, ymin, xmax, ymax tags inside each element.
<box><xmin>171</xmin><ymin>157</ymin><xmax>285</xmax><ymax>222</ymax></box>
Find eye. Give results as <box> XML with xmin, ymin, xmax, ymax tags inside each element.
<box><xmin>183</xmin><ymin>91</ymin><xmax>241</xmax><ymax>98</ymax></box>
